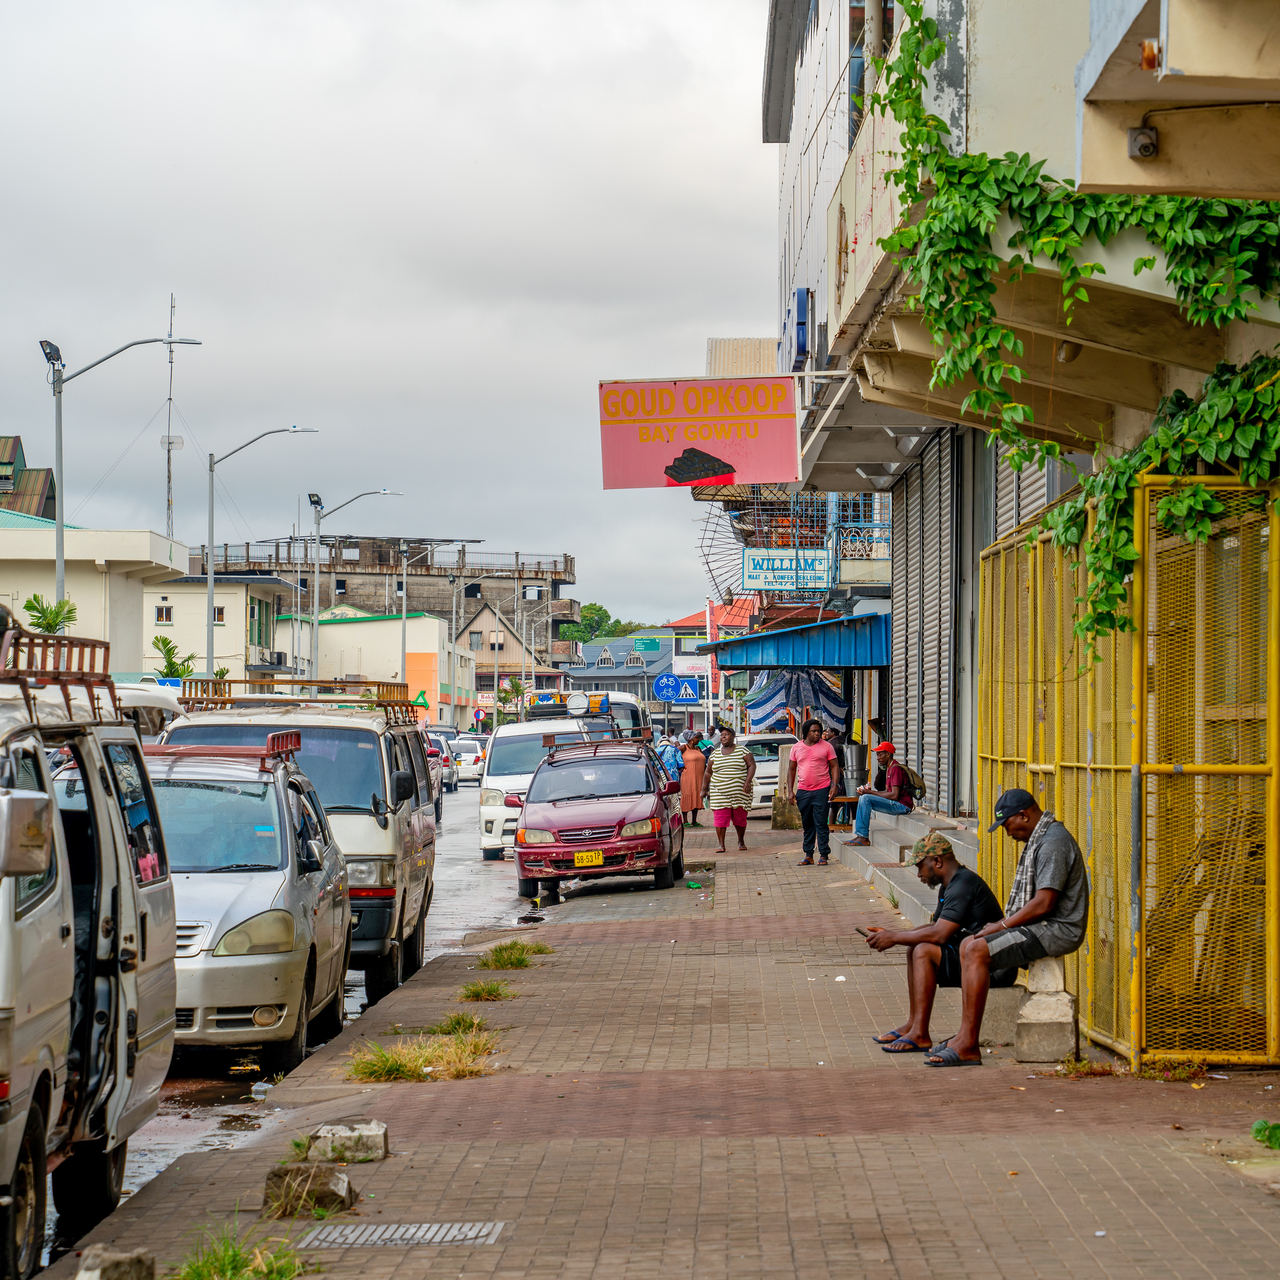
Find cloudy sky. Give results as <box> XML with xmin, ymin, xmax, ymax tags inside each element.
<box><xmin>0</xmin><ymin>1</ymin><xmax>777</xmax><ymax>624</ymax></box>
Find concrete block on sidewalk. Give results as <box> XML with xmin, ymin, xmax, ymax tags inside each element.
<box><xmin>76</xmin><ymin>1246</ymin><xmax>155</xmax><ymax>1280</ymax></box>
<box><xmin>307</xmin><ymin>1120</ymin><xmax>389</xmax><ymax>1163</ymax></box>
<box><xmin>1026</xmin><ymin>956</ymin><xmax>1066</xmax><ymax>993</ymax></box>
<box><xmin>979</xmin><ymin>985</ymin><xmax>1028</xmax><ymax>1046</ymax></box>
<box><xmin>264</xmin><ymin>1163</ymin><xmax>358</xmax><ymax>1216</ymax></box>
<box><xmin>1015</xmin><ymin>989</ymin><xmax>1079</xmax><ymax>1062</ymax></box>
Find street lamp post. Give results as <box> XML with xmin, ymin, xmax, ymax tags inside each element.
<box><xmin>308</xmin><ymin>490</ymin><xmax>401</xmax><ymax>682</ymax></box>
<box><xmin>40</xmin><ymin>335</ymin><xmax>201</xmax><ymax>606</ymax></box>
<box><xmin>398</xmin><ymin>538</ymin><xmax>483</xmax><ymax>702</ymax></box>
<box><xmin>448</xmin><ymin>572</ymin><xmax>487</xmax><ymax>728</ymax></box>
<box><xmin>206</xmin><ymin>427</ymin><xmax>318</xmax><ymax>679</ymax></box>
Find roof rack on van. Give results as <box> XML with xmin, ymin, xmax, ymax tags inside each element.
<box><xmin>0</xmin><ymin>606</ymin><xmax>120</xmax><ymax>726</ymax></box>
<box><xmin>540</xmin><ymin>733</ymin><xmax>649</xmax><ymax>760</ymax></box>
<box><xmin>144</xmin><ymin>729</ymin><xmax>302</xmax><ymax>769</ymax></box>
<box><xmin>178</xmin><ymin>677</ymin><xmax>419</xmax><ymax>725</ymax></box>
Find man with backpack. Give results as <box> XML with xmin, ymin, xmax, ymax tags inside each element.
<box><xmin>848</xmin><ymin>741</ymin><xmax>915</xmax><ymax>846</ymax></box>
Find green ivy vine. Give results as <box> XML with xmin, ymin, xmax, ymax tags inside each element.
<box><xmin>864</xmin><ymin>0</ymin><xmax>1280</xmax><ymax>655</ymax></box>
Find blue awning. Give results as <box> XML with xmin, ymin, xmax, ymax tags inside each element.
<box><xmin>695</xmin><ymin>613</ymin><xmax>890</xmax><ymax>669</ymax></box>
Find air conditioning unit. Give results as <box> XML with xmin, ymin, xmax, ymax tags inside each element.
<box><xmin>270</xmin><ymin>651</ymin><xmax>287</xmax><ymax>667</ymax></box>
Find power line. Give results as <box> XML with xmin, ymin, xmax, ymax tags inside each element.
<box><xmin>69</xmin><ymin>398</ymin><xmax>169</xmax><ymax>521</ymax></box>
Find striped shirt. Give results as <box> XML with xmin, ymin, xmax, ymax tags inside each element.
<box><xmin>706</xmin><ymin>745</ymin><xmax>751</xmax><ymax>808</ymax></box>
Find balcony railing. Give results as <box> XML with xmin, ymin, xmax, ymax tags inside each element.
<box><xmin>192</xmin><ymin>541</ymin><xmax>574</xmax><ymax>579</ymax></box>
<box><xmin>830</xmin><ymin>523</ymin><xmax>891</xmax><ymax>560</ymax></box>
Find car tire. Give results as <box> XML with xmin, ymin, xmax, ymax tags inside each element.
<box><xmin>52</xmin><ymin>1138</ymin><xmax>126</xmax><ymax>1235</ymax></box>
<box><xmin>2</xmin><ymin>1103</ymin><xmax>46</xmax><ymax>1280</ymax></box>
<box><xmin>654</xmin><ymin>859</ymin><xmax>675</xmax><ymax>890</ymax></box>
<box><xmin>402</xmin><ymin>898</ymin><xmax>428</xmax><ymax>978</ymax></box>
<box><xmin>517</xmin><ymin>877</ymin><xmax>539</xmax><ymax>899</ymax></box>
<box><xmin>308</xmin><ymin>933</ymin><xmax>349</xmax><ymax>1045</ymax></box>
<box><xmin>262</xmin><ymin>971</ymin><xmax>311</xmax><ymax>1075</ymax></box>
<box><xmin>364</xmin><ymin>935</ymin><xmax>403</xmax><ymax>1005</ymax></box>
<box><xmin>434</xmin><ymin>796</ymin><xmax>442</xmax><ymax>822</ymax></box>
<box><xmin>673</xmin><ymin>849</ymin><xmax>686</xmax><ymax>881</ymax></box>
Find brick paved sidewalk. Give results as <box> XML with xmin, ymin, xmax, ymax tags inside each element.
<box><xmin>54</xmin><ymin>847</ymin><xmax>1280</xmax><ymax>1278</ymax></box>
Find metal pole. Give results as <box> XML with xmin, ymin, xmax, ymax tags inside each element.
<box><xmin>54</xmin><ymin>369</ymin><xmax>64</xmax><ymax>605</ymax></box>
<box><xmin>451</xmin><ymin>582</ymin><xmax>458</xmax><ymax>728</ymax></box>
<box><xmin>864</xmin><ymin>0</ymin><xmax>883</xmax><ymax>98</ymax></box>
<box><xmin>312</xmin><ymin>506</ymin><xmax>322</xmax><ymax>682</ymax></box>
<box><xmin>493</xmin><ymin>604</ymin><xmax>500</xmax><ymax>731</ymax></box>
<box><xmin>400</xmin><ymin>543</ymin><xmax>408</xmax><ymax>687</ymax></box>
<box><xmin>207</xmin><ymin>453</ymin><xmax>216</xmax><ymax>677</ymax></box>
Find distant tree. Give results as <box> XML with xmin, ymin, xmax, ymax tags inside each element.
<box><xmin>214</xmin><ymin>666</ymin><xmax>230</xmax><ymax>679</ymax></box>
<box><xmin>494</xmin><ymin>677</ymin><xmax>525</xmax><ymax>726</ymax></box>
<box><xmin>23</xmin><ymin>593</ymin><xmax>78</xmax><ymax>635</ymax></box>
<box><xmin>560</xmin><ymin>604</ymin><xmax>653</xmax><ymax>643</ymax></box>
<box><xmin>152</xmin><ymin>635</ymin><xmax>199</xmax><ymax>678</ymax></box>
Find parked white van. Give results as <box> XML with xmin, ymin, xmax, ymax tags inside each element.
<box><xmin>163</xmin><ymin>700</ymin><xmax>435</xmax><ymax>1004</ymax></box>
<box><xmin>138</xmin><ymin>732</ymin><xmax>350</xmax><ymax>1069</ymax></box>
<box><xmin>0</xmin><ymin>609</ymin><xmax>177</xmax><ymax>1274</ymax></box>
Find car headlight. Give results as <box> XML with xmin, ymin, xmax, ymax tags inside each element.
<box><xmin>346</xmin><ymin>859</ymin><xmax>396</xmax><ymax>887</ymax></box>
<box><xmin>213</xmin><ymin>910</ymin><xmax>297</xmax><ymax>956</ymax></box>
<box><xmin>480</xmin><ymin>789</ymin><xmax>504</xmax><ymax>807</ymax></box>
<box><xmin>517</xmin><ymin>829</ymin><xmax>554</xmax><ymax>845</ymax></box>
<box><xmin>621</xmin><ymin>818</ymin><xmax>660</xmax><ymax>838</ymax></box>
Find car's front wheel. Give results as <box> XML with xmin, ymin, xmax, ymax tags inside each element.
<box><xmin>517</xmin><ymin>876</ymin><xmax>539</xmax><ymax>899</ymax></box>
<box><xmin>3</xmin><ymin>1104</ymin><xmax>46</xmax><ymax>1280</ymax></box>
<box><xmin>654</xmin><ymin>859</ymin><xmax>675</xmax><ymax>890</ymax></box>
<box><xmin>262</xmin><ymin>972</ymin><xmax>312</xmax><ymax>1075</ymax></box>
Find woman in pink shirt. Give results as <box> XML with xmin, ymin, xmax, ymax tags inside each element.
<box><xmin>785</xmin><ymin>719</ymin><xmax>840</xmax><ymax>865</ymax></box>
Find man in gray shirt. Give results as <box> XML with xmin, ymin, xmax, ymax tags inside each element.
<box><xmin>924</xmin><ymin>788</ymin><xmax>1089</xmax><ymax>1067</ymax></box>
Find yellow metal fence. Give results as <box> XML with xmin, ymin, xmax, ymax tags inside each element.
<box><xmin>977</xmin><ymin>477</ymin><xmax>1279</xmax><ymax>1065</ymax></box>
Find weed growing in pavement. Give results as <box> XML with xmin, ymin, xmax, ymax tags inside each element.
<box><xmin>1252</xmin><ymin>1119</ymin><xmax>1280</xmax><ymax>1150</ymax></box>
<box><xmin>886</xmin><ymin>886</ymin><xmax>900</xmax><ymax>910</ymax></box>
<box><xmin>174</xmin><ymin>1222</ymin><xmax>310</xmax><ymax>1280</ymax></box>
<box><xmin>460</xmin><ymin>978</ymin><xmax>515</xmax><ymax>1001</ymax></box>
<box><xmin>346</xmin><ymin>1030</ymin><xmax>499</xmax><ymax>1082</ymax></box>
<box><xmin>1135</xmin><ymin>1058</ymin><xmax>1207</xmax><ymax>1082</ymax></box>
<box><xmin>477</xmin><ymin>940</ymin><xmax>554</xmax><ymax>969</ymax></box>
<box><xmin>423</xmin><ymin>1012</ymin><xmax>489</xmax><ymax>1035</ymax></box>
<box><xmin>286</xmin><ymin>1138</ymin><xmax>310</xmax><ymax>1160</ymax></box>
<box><xmin>1053</xmin><ymin>1058</ymin><xmax>1117</xmax><ymax>1079</ymax></box>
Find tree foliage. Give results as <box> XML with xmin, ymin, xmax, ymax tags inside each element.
<box><xmin>23</xmin><ymin>593</ymin><xmax>78</xmax><ymax>635</ymax></box>
<box><xmin>559</xmin><ymin>603</ymin><xmax>654</xmax><ymax>644</ymax></box>
<box><xmin>152</xmin><ymin>634</ymin><xmax>199</xmax><ymax>678</ymax></box>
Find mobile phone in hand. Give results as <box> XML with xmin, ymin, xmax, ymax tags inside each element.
<box><xmin>855</xmin><ymin>926</ymin><xmax>870</xmax><ymax>938</ymax></box>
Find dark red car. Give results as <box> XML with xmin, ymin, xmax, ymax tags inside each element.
<box><xmin>514</xmin><ymin>740</ymin><xmax>685</xmax><ymax>898</ymax></box>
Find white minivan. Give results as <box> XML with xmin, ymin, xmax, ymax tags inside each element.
<box><xmin>478</xmin><ymin>719</ymin><xmax>599</xmax><ymax>858</ymax></box>
<box><xmin>0</xmin><ymin>610</ymin><xmax>177</xmax><ymax>1274</ymax></box>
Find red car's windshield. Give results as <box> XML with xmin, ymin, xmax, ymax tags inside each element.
<box><xmin>526</xmin><ymin>757</ymin><xmax>652</xmax><ymax>803</ymax></box>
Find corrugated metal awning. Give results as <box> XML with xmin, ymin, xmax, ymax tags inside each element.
<box><xmin>694</xmin><ymin>611</ymin><xmax>890</xmax><ymax>670</ymax></box>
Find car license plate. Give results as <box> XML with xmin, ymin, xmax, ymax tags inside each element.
<box><xmin>574</xmin><ymin>850</ymin><xmax>604</xmax><ymax>868</ymax></box>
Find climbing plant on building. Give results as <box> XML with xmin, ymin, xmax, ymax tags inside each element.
<box><xmin>862</xmin><ymin>0</ymin><xmax>1280</xmax><ymax>657</ymax></box>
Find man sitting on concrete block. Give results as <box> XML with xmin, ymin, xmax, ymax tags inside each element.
<box><xmin>924</xmin><ymin>789</ymin><xmax>1089</xmax><ymax>1068</ymax></box>
<box><xmin>864</xmin><ymin>833</ymin><xmax>1018</xmax><ymax>1053</ymax></box>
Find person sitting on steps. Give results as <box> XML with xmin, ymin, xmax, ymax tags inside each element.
<box><xmin>848</xmin><ymin>741</ymin><xmax>912</xmax><ymax>846</ymax></box>
<box><xmin>864</xmin><ymin>833</ymin><xmax>1018</xmax><ymax>1053</ymax></box>
<box><xmin>923</xmin><ymin>788</ymin><xmax>1090</xmax><ymax>1068</ymax></box>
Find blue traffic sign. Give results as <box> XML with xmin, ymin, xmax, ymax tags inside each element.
<box><xmin>671</xmin><ymin>678</ymin><xmax>701</xmax><ymax>704</ymax></box>
<box><xmin>652</xmin><ymin>673</ymin><xmax>681</xmax><ymax>701</ymax></box>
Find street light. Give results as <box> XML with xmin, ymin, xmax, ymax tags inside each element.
<box><xmin>40</xmin><ymin>334</ymin><xmax>201</xmax><ymax>607</ymax></box>
<box><xmin>448</xmin><ymin>571</ymin><xmax>487</xmax><ymax>728</ymax></box>
<box><xmin>310</xmin><ymin>490</ymin><xmax>402</xmax><ymax>682</ymax></box>
<box><xmin>399</xmin><ymin>538</ymin><xmax>483</xmax><ymax>705</ymax></box>
<box><xmin>205</xmin><ymin>427</ymin><xmax>318</xmax><ymax>678</ymax></box>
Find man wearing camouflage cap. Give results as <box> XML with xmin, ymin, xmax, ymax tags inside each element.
<box><xmin>865</xmin><ymin>832</ymin><xmax>1017</xmax><ymax>1054</ymax></box>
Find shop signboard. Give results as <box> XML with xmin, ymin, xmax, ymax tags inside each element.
<box><xmin>741</xmin><ymin>548</ymin><xmax>831</xmax><ymax>592</ymax></box>
<box><xmin>598</xmin><ymin>376</ymin><xmax>799</xmax><ymax>489</ymax></box>
<box><xmin>671</xmin><ymin>654</ymin><xmax>709</xmax><ymax>677</ymax></box>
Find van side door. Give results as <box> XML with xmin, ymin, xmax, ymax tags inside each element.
<box><xmin>90</xmin><ymin>729</ymin><xmax>176</xmax><ymax>1142</ymax></box>
<box><xmin>394</xmin><ymin>732</ymin><xmax>431</xmax><ymax>930</ymax></box>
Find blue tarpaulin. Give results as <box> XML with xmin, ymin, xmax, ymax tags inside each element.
<box><xmin>744</xmin><ymin>670</ymin><xmax>848</xmax><ymax>731</ymax></box>
<box><xmin>695</xmin><ymin>610</ymin><xmax>890</xmax><ymax>670</ymax></box>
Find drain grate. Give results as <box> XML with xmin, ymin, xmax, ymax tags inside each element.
<box><xmin>297</xmin><ymin>1222</ymin><xmax>506</xmax><ymax>1249</ymax></box>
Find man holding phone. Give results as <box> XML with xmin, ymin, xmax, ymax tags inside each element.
<box><xmin>863</xmin><ymin>833</ymin><xmax>1017</xmax><ymax>1053</ymax></box>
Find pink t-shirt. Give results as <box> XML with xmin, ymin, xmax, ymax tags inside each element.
<box><xmin>790</xmin><ymin>740</ymin><xmax>837</xmax><ymax>791</ymax></box>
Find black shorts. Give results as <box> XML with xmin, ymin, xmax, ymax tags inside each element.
<box><xmin>936</xmin><ymin>941</ymin><xmax>1019</xmax><ymax>989</ymax></box>
<box><xmin>985</xmin><ymin>925</ymin><xmax>1049</xmax><ymax>971</ymax></box>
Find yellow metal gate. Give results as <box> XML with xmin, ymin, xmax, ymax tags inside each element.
<box><xmin>977</xmin><ymin>476</ymin><xmax>1279</xmax><ymax>1065</ymax></box>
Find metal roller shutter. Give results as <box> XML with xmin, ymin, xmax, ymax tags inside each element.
<box><xmin>994</xmin><ymin>442</ymin><xmax>1020</xmax><ymax>537</ymax></box>
<box><xmin>890</xmin><ymin>473</ymin><xmax>910</xmax><ymax>743</ymax></box>
<box><xmin>903</xmin><ymin>462</ymin><xmax>922</xmax><ymax>773</ymax></box>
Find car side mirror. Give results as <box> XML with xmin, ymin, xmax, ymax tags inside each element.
<box><xmin>391</xmin><ymin>770</ymin><xmax>415</xmax><ymax>805</ymax></box>
<box><xmin>0</xmin><ymin>790</ymin><xmax>54</xmax><ymax>878</ymax></box>
<box><xmin>503</xmin><ymin>793</ymin><xmax>524</xmax><ymax>809</ymax></box>
<box><xmin>426</xmin><ymin>748</ymin><xmax>440</xmax><ymax>758</ymax></box>
<box><xmin>662</xmin><ymin>779</ymin><xmax>681</xmax><ymax>796</ymax></box>
<box><xmin>301</xmin><ymin>838</ymin><xmax>324</xmax><ymax>874</ymax></box>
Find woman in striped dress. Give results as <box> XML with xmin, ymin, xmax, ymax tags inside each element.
<box><xmin>700</xmin><ymin>726</ymin><xmax>756</xmax><ymax>851</ymax></box>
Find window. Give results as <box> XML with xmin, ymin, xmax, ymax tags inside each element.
<box><xmin>342</xmin><ymin>547</ymin><xmax>361</xmax><ymax>562</ymax></box>
<box><xmin>468</xmin><ymin>631</ymin><xmax>483</xmax><ymax>650</ymax></box>
<box><xmin>596</xmin><ymin>649</ymin><xmax>615</xmax><ymax>667</ymax></box>
<box><xmin>404</xmin><ymin>733</ymin><xmax>432</xmax><ymax>806</ymax></box>
<box><xmin>300</xmin><ymin>576</ymin><xmax>308</xmax><ymax>590</ymax></box>
<box><xmin>155</xmin><ymin>605</ymin><xmax>173</xmax><ymax>624</ymax></box>
<box><xmin>396</xmin><ymin>579</ymin><xmax>404</xmax><ymax>597</ymax></box>
<box><xmin>153</xmin><ymin>779</ymin><xmax>285</xmax><ymax>873</ymax></box>
<box><xmin>9</xmin><ymin>748</ymin><xmax>56</xmax><ymax>911</ymax></box>
<box><xmin>335</xmin><ymin>579</ymin><xmax>346</xmax><ymax>595</ymax></box>
<box><xmin>490</xmin><ymin>630</ymin><xmax>504</xmax><ymax>651</ymax></box>
<box><xmin>213</xmin><ymin>606</ymin><xmax>225</xmax><ymax>624</ymax></box>
<box><xmin>105</xmin><ymin>742</ymin><xmax>168</xmax><ymax>884</ymax></box>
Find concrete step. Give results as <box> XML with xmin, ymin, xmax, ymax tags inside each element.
<box><xmin>837</xmin><ymin>838</ymin><xmax>938</xmax><ymax>928</ymax></box>
<box><xmin>876</xmin><ymin>809</ymin><xmax>980</xmax><ymax>869</ymax></box>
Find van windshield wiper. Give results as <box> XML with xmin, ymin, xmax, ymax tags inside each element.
<box><xmin>325</xmin><ymin>803</ymin><xmax>375</xmax><ymax>813</ymax></box>
<box><xmin>207</xmin><ymin>863</ymin><xmax>280</xmax><ymax>873</ymax></box>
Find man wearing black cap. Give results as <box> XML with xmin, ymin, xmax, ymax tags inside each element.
<box><xmin>924</xmin><ymin>788</ymin><xmax>1089</xmax><ymax>1068</ymax></box>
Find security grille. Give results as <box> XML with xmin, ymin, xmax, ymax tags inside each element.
<box><xmin>558</xmin><ymin>825</ymin><xmax>616</xmax><ymax>844</ymax></box>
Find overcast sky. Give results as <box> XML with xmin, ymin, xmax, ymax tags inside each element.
<box><xmin>0</xmin><ymin>1</ymin><xmax>776</xmax><ymax>625</ymax></box>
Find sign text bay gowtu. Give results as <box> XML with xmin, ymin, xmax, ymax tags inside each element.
<box><xmin>598</xmin><ymin>376</ymin><xmax>800</xmax><ymax>489</ymax></box>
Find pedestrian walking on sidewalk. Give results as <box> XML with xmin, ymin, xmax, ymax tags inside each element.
<box><xmin>702</xmin><ymin>725</ymin><xmax>755</xmax><ymax>851</ymax></box>
<box><xmin>680</xmin><ymin>733</ymin><xmax>707</xmax><ymax>826</ymax></box>
<box><xmin>848</xmin><ymin>741</ymin><xmax>912</xmax><ymax>846</ymax></box>
<box><xmin>787</xmin><ymin>719</ymin><xmax>839</xmax><ymax>865</ymax></box>
<box><xmin>657</xmin><ymin>733</ymin><xmax>684</xmax><ymax>781</ymax></box>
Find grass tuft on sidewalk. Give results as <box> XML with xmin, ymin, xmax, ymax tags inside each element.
<box><xmin>423</xmin><ymin>1012</ymin><xmax>489</xmax><ymax>1034</ymax></box>
<box><xmin>175</xmin><ymin>1224</ymin><xmax>309</xmax><ymax>1280</ymax></box>
<box><xmin>460</xmin><ymin>978</ymin><xmax>516</xmax><ymax>1000</ymax></box>
<box><xmin>476</xmin><ymin>939</ymin><xmax>554</xmax><ymax>969</ymax></box>
<box><xmin>347</xmin><ymin>1030</ymin><xmax>499</xmax><ymax>1081</ymax></box>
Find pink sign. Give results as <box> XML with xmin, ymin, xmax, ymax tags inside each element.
<box><xmin>599</xmin><ymin>376</ymin><xmax>799</xmax><ymax>490</ymax></box>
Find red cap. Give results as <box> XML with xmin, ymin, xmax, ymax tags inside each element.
<box><xmin>872</xmin><ymin>741</ymin><xmax>896</xmax><ymax>753</ymax></box>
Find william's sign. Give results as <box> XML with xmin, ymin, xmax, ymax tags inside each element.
<box><xmin>741</xmin><ymin>549</ymin><xmax>831</xmax><ymax>592</ymax></box>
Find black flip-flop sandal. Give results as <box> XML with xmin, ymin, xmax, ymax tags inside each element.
<box><xmin>923</xmin><ymin>1046</ymin><xmax>982</xmax><ymax>1068</ymax></box>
